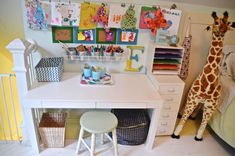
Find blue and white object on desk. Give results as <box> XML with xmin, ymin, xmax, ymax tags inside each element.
<box><xmin>83</xmin><ymin>68</ymin><xmax>91</xmax><ymax>79</ymax></box>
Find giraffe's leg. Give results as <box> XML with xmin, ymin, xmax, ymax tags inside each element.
<box><xmin>195</xmin><ymin>101</ymin><xmax>217</xmax><ymax>141</ymax></box>
<box><xmin>172</xmin><ymin>93</ymin><xmax>199</xmax><ymax>139</ymax></box>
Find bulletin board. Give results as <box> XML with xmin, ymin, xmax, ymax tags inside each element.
<box><xmin>52</xmin><ymin>26</ymin><xmax>73</xmax><ymax>43</ymax></box>
<box><xmin>96</xmin><ymin>28</ymin><xmax>117</xmax><ymax>44</ymax></box>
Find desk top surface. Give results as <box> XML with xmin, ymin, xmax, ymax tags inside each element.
<box><xmin>25</xmin><ymin>73</ymin><xmax>162</xmax><ymax>106</ymax></box>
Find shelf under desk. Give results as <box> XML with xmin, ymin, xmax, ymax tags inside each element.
<box><xmin>23</xmin><ymin>73</ymin><xmax>163</xmax><ymax>153</ymax></box>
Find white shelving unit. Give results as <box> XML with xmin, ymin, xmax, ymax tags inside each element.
<box><xmin>147</xmin><ymin>44</ymin><xmax>184</xmax><ymax>75</ymax></box>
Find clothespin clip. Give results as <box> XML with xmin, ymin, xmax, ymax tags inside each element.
<box><xmin>69</xmin><ymin>0</ymin><xmax>71</xmax><ymax>4</ymax></box>
<box><xmin>121</xmin><ymin>3</ymin><xmax>125</xmax><ymax>7</ymax></box>
<box><xmin>170</xmin><ymin>4</ymin><xmax>177</xmax><ymax>9</ymax></box>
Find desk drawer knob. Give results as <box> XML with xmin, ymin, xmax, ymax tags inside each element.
<box><xmin>165</xmin><ymin>98</ymin><xmax>174</xmax><ymax>102</ymax></box>
<box><xmin>159</xmin><ymin>130</ymin><xmax>166</xmax><ymax>133</ymax></box>
<box><xmin>162</xmin><ymin>114</ymin><xmax>170</xmax><ymax>118</ymax></box>
<box><xmin>163</xmin><ymin>106</ymin><xmax>171</xmax><ymax>110</ymax></box>
<box><xmin>161</xmin><ymin>122</ymin><xmax>168</xmax><ymax>126</ymax></box>
<box><xmin>168</xmin><ymin>89</ymin><xmax>176</xmax><ymax>93</ymax></box>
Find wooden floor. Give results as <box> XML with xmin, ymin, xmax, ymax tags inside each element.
<box><xmin>0</xmin><ymin>119</ymin><xmax>234</xmax><ymax>156</ymax></box>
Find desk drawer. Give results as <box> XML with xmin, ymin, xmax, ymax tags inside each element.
<box><xmin>96</xmin><ymin>102</ymin><xmax>146</xmax><ymax>108</ymax></box>
<box><xmin>159</xmin><ymin>111</ymin><xmax>178</xmax><ymax>120</ymax></box>
<box><xmin>42</xmin><ymin>101</ymin><xmax>95</xmax><ymax>108</ymax></box>
<box><xmin>159</xmin><ymin>85</ymin><xmax>183</xmax><ymax>95</ymax></box>
<box><xmin>156</xmin><ymin>120</ymin><xmax>175</xmax><ymax>135</ymax></box>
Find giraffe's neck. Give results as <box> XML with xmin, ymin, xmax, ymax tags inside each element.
<box><xmin>203</xmin><ymin>33</ymin><xmax>224</xmax><ymax>75</ymax></box>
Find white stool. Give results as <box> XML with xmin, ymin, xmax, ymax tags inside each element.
<box><xmin>76</xmin><ymin>111</ymin><xmax>118</xmax><ymax>156</ymax></box>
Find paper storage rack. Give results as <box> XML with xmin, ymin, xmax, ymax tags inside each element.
<box><xmin>149</xmin><ymin>45</ymin><xmax>184</xmax><ymax>75</ymax></box>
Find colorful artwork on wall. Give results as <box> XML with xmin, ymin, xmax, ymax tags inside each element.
<box><xmin>79</xmin><ymin>2</ymin><xmax>99</xmax><ymax>29</ymax></box>
<box><xmin>155</xmin><ymin>8</ymin><xmax>182</xmax><ymax>45</ymax></box>
<box><xmin>108</xmin><ymin>4</ymin><xmax>127</xmax><ymax>28</ymax></box>
<box><xmin>117</xmin><ymin>29</ymin><xmax>138</xmax><ymax>45</ymax></box>
<box><xmin>139</xmin><ymin>6</ymin><xmax>157</xmax><ymax>29</ymax></box>
<box><xmin>96</xmin><ymin>28</ymin><xmax>117</xmax><ymax>44</ymax></box>
<box><xmin>73</xmin><ymin>27</ymin><xmax>96</xmax><ymax>44</ymax></box>
<box><xmin>121</xmin><ymin>5</ymin><xmax>137</xmax><ymax>30</ymax></box>
<box><xmin>41</xmin><ymin>1</ymin><xmax>51</xmax><ymax>25</ymax></box>
<box><xmin>25</xmin><ymin>0</ymin><xmax>48</xmax><ymax>30</ymax></box>
<box><xmin>52</xmin><ymin>26</ymin><xmax>73</xmax><ymax>43</ymax></box>
<box><xmin>51</xmin><ymin>2</ymin><xmax>81</xmax><ymax>26</ymax></box>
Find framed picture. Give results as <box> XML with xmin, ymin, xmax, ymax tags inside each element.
<box><xmin>73</xmin><ymin>27</ymin><xmax>96</xmax><ymax>44</ymax></box>
<box><xmin>52</xmin><ymin>26</ymin><xmax>73</xmax><ymax>43</ymax></box>
<box><xmin>117</xmin><ymin>29</ymin><xmax>138</xmax><ymax>45</ymax></box>
<box><xmin>96</xmin><ymin>28</ymin><xmax>117</xmax><ymax>44</ymax></box>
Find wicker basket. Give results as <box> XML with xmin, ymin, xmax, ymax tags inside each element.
<box><xmin>111</xmin><ymin>109</ymin><xmax>150</xmax><ymax>145</ymax></box>
<box><xmin>39</xmin><ymin>112</ymin><xmax>67</xmax><ymax>148</ymax></box>
<box><xmin>35</xmin><ymin>57</ymin><xmax>64</xmax><ymax>82</ymax></box>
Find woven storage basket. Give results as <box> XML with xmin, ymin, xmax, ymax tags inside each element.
<box><xmin>35</xmin><ymin>57</ymin><xmax>64</xmax><ymax>82</ymax></box>
<box><xmin>39</xmin><ymin>112</ymin><xmax>67</xmax><ymax>148</ymax></box>
<box><xmin>111</xmin><ymin>109</ymin><xmax>150</xmax><ymax>145</ymax></box>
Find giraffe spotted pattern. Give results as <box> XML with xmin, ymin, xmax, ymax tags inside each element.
<box><xmin>172</xmin><ymin>11</ymin><xmax>235</xmax><ymax>141</ymax></box>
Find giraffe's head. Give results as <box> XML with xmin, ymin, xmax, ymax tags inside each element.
<box><xmin>206</xmin><ymin>11</ymin><xmax>235</xmax><ymax>37</ymax></box>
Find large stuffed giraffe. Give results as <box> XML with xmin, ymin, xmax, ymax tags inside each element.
<box><xmin>172</xmin><ymin>11</ymin><xmax>235</xmax><ymax>141</ymax></box>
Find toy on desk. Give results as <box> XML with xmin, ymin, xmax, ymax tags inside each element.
<box><xmin>81</xmin><ymin>64</ymin><xmax>112</xmax><ymax>85</ymax></box>
<box><xmin>125</xmin><ymin>46</ymin><xmax>144</xmax><ymax>72</ymax></box>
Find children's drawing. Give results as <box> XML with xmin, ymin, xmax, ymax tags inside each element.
<box><xmin>161</xmin><ymin>8</ymin><xmax>181</xmax><ymax>37</ymax></box>
<box><xmin>108</xmin><ymin>4</ymin><xmax>127</xmax><ymax>28</ymax></box>
<box><xmin>79</xmin><ymin>2</ymin><xmax>99</xmax><ymax>29</ymax></box>
<box><xmin>106</xmin><ymin>31</ymin><xmax>114</xmax><ymax>41</ymax></box>
<box><xmin>51</xmin><ymin>2</ymin><xmax>80</xmax><ymax>26</ymax></box>
<box><xmin>73</xmin><ymin>28</ymin><xmax>96</xmax><ymax>44</ymax></box>
<box><xmin>144</xmin><ymin>8</ymin><xmax>169</xmax><ymax>37</ymax></box>
<box><xmin>96</xmin><ymin>28</ymin><xmax>116</xmax><ymax>44</ymax></box>
<box><xmin>40</xmin><ymin>1</ymin><xmax>51</xmax><ymax>25</ymax></box>
<box><xmin>25</xmin><ymin>0</ymin><xmax>48</xmax><ymax>30</ymax></box>
<box><xmin>155</xmin><ymin>8</ymin><xmax>181</xmax><ymax>45</ymax></box>
<box><xmin>92</xmin><ymin>3</ymin><xmax>109</xmax><ymax>29</ymax></box>
<box><xmin>121</xmin><ymin>5</ymin><xmax>137</xmax><ymax>30</ymax></box>
<box><xmin>78</xmin><ymin>30</ymin><xmax>93</xmax><ymax>41</ymax></box>
<box><xmin>51</xmin><ymin>2</ymin><xmax>62</xmax><ymax>26</ymax></box>
<box><xmin>139</xmin><ymin>6</ymin><xmax>157</xmax><ymax>29</ymax></box>
<box><xmin>52</xmin><ymin>26</ymin><xmax>73</xmax><ymax>43</ymax></box>
<box><xmin>117</xmin><ymin>29</ymin><xmax>138</xmax><ymax>45</ymax></box>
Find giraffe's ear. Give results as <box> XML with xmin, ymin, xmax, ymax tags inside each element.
<box><xmin>231</xmin><ymin>22</ymin><xmax>235</xmax><ymax>28</ymax></box>
<box><xmin>206</xmin><ymin>26</ymin><xmax>211</xmax><ymax>31</ymax></box>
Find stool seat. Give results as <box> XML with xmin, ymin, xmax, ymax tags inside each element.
<box><xmin>80</xmin><ymin>111</ymin><xmax>118</xmax><ymax>134</ymax></box>
<box><xmin>76</xmin><ymin>111</ymin><xmax>118</xmax><ymax>156</ymax></box>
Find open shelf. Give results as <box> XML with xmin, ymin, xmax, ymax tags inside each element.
<box><xmin>148</xmin><ymin>44</ymin><xmax>184</xmax><ymax>75</ymax></box>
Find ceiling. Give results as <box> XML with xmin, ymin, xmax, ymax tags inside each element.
<box><xmin>163</xmin><ymin>0</ymin><xmax>235</xmax><ymax>10</ymax></box>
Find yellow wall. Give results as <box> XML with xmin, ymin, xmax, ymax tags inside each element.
<box><xmin>0</xmin><ymin>0</ymin><xmax>24</xmax><ymax>141</ymax></box>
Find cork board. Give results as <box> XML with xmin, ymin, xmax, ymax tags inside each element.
<box><xmin>96</xmin><ymin>28</ymin><xmax>117</xmax><ymax>44</ymax></box>
<box><xmin>52</xmin><ymin>26</ymin><xmax>73</xmax><ymax>43</ymax></box>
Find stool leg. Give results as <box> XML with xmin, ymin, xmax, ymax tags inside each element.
<box><xmin>100</xmin><ymin>133</ymin><xmax>104</xmax><ymax>145</ymax></box>
<box><xmin>90</xmin><ymin>133</ymin><xmax>96</xmax><ymax>156</ymax></box>
<box><xmin>76</xmin><ymin>128</ymin><xmax>84</xmax><ymax>154</ymax></box>
<box><xmin>112</xmin><ymin>129</ymin><xmax>118</xmax><ymax>156</ymax></box>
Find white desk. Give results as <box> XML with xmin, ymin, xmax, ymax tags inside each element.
<box><xmin>23</xmin><ymin>73</ymin><xmax>163</xmax><ymax>153</ymax></box>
